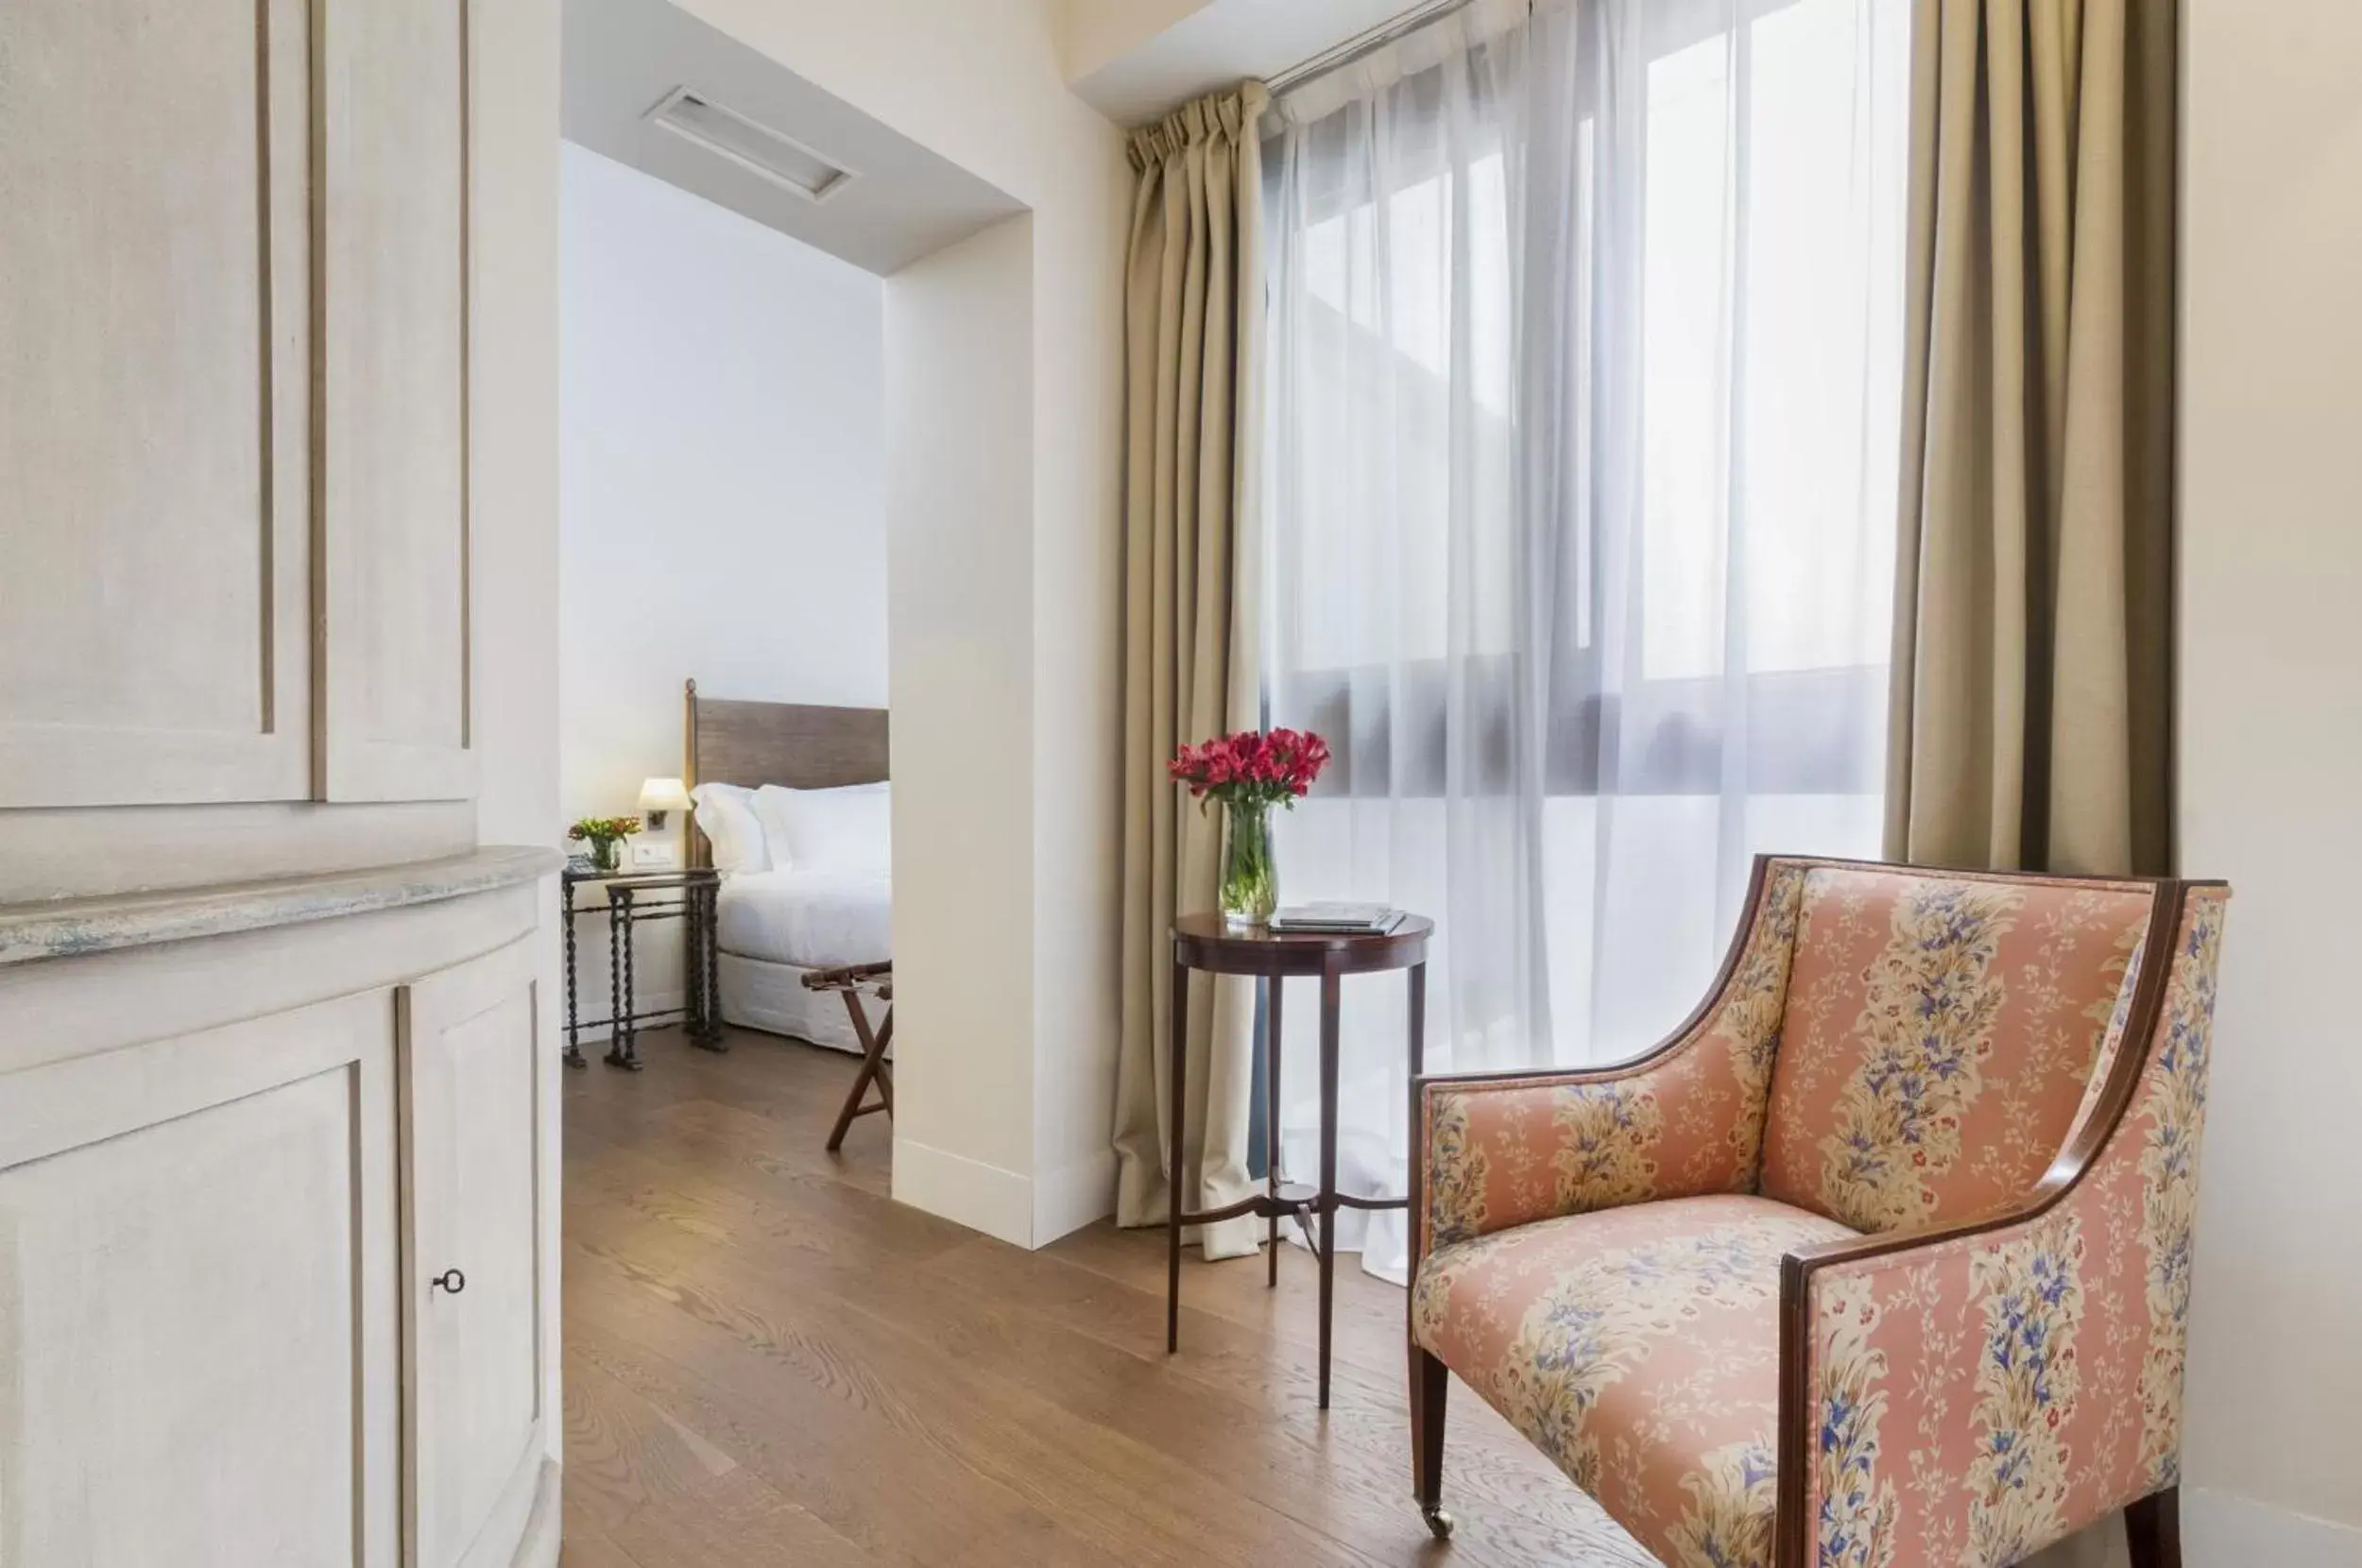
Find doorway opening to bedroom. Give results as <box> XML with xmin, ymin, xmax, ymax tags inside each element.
<box><xmin>556</xmin><ymin>121</ymin><xmax>899</xmax><ymax>1085</ymax></box>
<box><xmin>555</xmin><ymin>0</ymin><xmax>1023</xmax><ymax>1202</ymax></box>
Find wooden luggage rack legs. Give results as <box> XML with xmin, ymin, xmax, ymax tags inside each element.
<box><xmin>800</xmin><ymin>962</ymin><xmax>893</xmax><ymax>1151</ymax></box>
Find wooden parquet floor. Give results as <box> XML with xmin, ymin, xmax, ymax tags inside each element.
<box><xmin>559</xmin><ymin>1025</ymin><xmax>1654</xmax><ymax>1567</ymax></box>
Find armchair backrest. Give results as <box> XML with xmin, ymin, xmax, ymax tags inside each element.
<box><xmin>1757</xmin><ymin>862</ymin><xmax>2158</xmax><ymax>1234</ymax></box>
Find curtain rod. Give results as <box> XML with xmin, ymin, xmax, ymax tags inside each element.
<box><xmin>1264</xmin><ymin>0</ymin><xmax>1498</xmax><ymax>96</ymax></box>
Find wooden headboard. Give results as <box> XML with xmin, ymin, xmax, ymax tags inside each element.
<box><xmin>681</xmin><ymin>679</ymin><xmax>890</xmax><ymax>868</ymax></box>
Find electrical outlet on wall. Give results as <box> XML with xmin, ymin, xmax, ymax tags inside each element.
<box><xmin>631</xmin><ymin>839</ymin><xmax>679</xmax><ymax>870</ymax></box>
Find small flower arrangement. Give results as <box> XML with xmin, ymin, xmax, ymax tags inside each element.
<box><xmin>568</xmin><ymin>815</ymin><xmax>642</xmax><ymax>873</ymax></box>
<box><xmin>1168</xmin><ymin>728</ymin><xmax>1331</xmax><ymax>809</ymax></box>
<box><xmin>1168</xmin><ymin>728</ymin><xmax>1330</xmax><ymax>926</ymax></box>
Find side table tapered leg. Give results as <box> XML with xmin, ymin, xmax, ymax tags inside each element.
<box><xmin>614</xmin><ymin>893</ymin><xmax>633</xmax><ymax>1067</ymax></box>
<box><xmin>705</xmin><ymin>882</ymin><xmax>725</xmax><ymax>1045</ymax></box>
<box><xmin>621</xmin><ymin>891</ymin><xmax>639</xmax><ymax>1063</ymax></box>
<box><xmin>1266</xmin><ymin>973</ymin><xmax>1284</xmax><ymax>1287</ymax></box>
<box><xmin>684</xmin><ymin>884</ymin><xmax>703</xmax><ymax>1040</ymax></box>
<box><xmin>606</xmin><ymin>891</ymin><xmax>642</xmax><ymax>1070</ymax></box>
<box><xmin>561</xmin><ymin>880</ymin><xmax>586</xmax><ymax>1068</ymax></box>
<box><xmin>1408</xmin><ymin>961</ymin><xmax>1427</xmax><ymax>1079</ymax></box>
<box><xmin>1166</xmin><ymin>949</ymin><xmax>1190</xmax><ymax>1355</ymax></box>
<box><xmin>1317</xmin><ymin>964</ymin><xmax>1342</xmax><ymax>1409</ymax></box>
<box><xmin>690</xmin><ymin>881</ymin><xmax>728</xmax><ymax>1051</ymax></box>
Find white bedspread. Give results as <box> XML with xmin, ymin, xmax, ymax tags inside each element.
<box><xmin>715</xmin><ymin>869</ymin><xmax>891</xmax><ymax>971</ymax></box>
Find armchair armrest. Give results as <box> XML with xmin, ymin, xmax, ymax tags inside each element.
<box><xmin>1773</xmin><ymin>881</ymin><xmax>2226</xmax><ymax>1568</ymax></box>
<box><xmin>1412</xmin><ymin>857</ymin><xmax>1812</xmax><ymax>1258</ymax></box>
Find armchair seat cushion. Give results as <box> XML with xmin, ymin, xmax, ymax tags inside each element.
<box><xmin>1412</xmin><ymin>1194</ymin><xmax>1857</xmax><ymax>1568</ymax></box>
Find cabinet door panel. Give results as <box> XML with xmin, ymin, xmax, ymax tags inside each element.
<box><xmin>401</xmin><ymin>937</ymin><xmax>543</xmax><ymax>1568</ymax></box>
<box><xmin>319</xmin><ymin>0</ymin><xmax>475</xmax><ymax>802</ymax></box>
<box><xmin>0</xmin><ymin>994</ymin><xmax>399</xmax><ymax>1567</ymax></box>
<box><xmin>0</xmin><ymin>0</ymin><xmax>312</xmax><ymax>806</ymax></box>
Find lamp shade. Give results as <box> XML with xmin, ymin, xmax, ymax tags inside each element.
<box><xmin>637</xmin><ymin>776</ymin><xmax>693</xmax><ymax>814</ymax></box>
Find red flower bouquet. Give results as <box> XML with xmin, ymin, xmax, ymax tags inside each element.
<box><xmin>1169</xmin><ymin>728</ymin><xmax>1330</xmax><ymax>925</ymax></box>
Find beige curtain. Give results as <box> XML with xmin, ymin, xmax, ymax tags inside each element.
<box><xmin>1885</xmin><ymin>0</ymin><xmax>2177</xmax><ymax>878</ymax></box>
<box><xmin>1892</xmin><ymin>5</ymin><xmax>2176</xmax><ymax>1560</ymax></box>
<box><xmin>1111</xmin><ymin>83</ymin><xmax>1270</xmax><ymax>1261</ymax></box>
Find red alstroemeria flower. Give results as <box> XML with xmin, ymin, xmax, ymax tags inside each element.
<box><xmin>1166</xmin><ymin>727</ymin><xmax>1331</xmax><ymax>811</ymax></box>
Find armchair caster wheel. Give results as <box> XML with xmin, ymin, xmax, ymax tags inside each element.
<box><xmin>1421</xmin><ymin>1507</ymin><xmax>1454</xmax><ymax>1541</ymax></box>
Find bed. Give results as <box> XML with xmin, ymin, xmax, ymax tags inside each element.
<box><xmin>683</xmin><ymin>680</ymin><xmax>891</xmax><ymax>1054</ymax></box>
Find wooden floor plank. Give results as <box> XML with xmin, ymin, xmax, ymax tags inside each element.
<box><xmin>560</xmin><ymin>1027</ymin><xmax>1652</xmax><ymax>1568</ymax></box>
<box><xmin>563</xmin><ymin>1127</ymin><xmax>1414</xmax><ymax>1567</ymax></box>
<box><xmin>554</xmin><ymin>1513</ymin><xmax>645</xmax><ymax>1568</ymax></box>
<box><xmin>566</xmin><ymin>1093</ymin><xmax>1628</xmax><ymax>1563</ymax></box>
<box><xmin>564</xmin><ymin>1350</ymin><xmax>875</xmax><ymax>1567</ymax></box>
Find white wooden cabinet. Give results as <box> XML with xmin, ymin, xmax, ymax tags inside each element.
<box><xmin>0</xmin><ymin>992</ymin><xmax>402</xmax><ymax>1566</ymax></box>
<box><xmin>0</xmin><ymin>0</ymin><xmax>556</xmax><ymax>1555</ymax></box>
<box><xmin>0</xmin><ymin>0</ymin><xmax>478</xmax><ymax>810</ymax></box>
<box><xmin>0</xmin><ymin>0</ymin><xmax>315</xmax><ymax>808</ymax></box>
<box><xmin>0</xmin><ymin>861</ymin><xmax>560</xmax><ymax>1568</ymax></box>
<box><xmin>401</xmin><ymin>937</ymin><xmax>548</xmax><ymax>1568</ymax></box>
<box><xmin>319</xmin><ymin>0</ymin><xmax>479</xmax><ymax>804</ymax></box>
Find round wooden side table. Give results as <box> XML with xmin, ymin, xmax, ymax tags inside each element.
<box><xmin>1165</xmin><ymin>912</ymin><xmax>1433</xmax><ymax>1408</ymax></box>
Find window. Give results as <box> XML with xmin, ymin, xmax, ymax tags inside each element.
<box><xmin>1269</xmin><ymin>0</ymin><xmax>1908</xmax><ymax>805</ymax></box>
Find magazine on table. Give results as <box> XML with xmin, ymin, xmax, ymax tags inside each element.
<box><xmin>1269</xmin><ymin>903</ymin><xmax>1404</xmax><ymax>935</ymax></box>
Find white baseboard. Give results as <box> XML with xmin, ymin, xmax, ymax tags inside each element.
<box><xmin>892</xmin><ymin>1136</ymin><xmax>1033</xmax><ymax>1248</ymax></box>
<box><xmin>1033</xmin><ymin>1147</ymin><xmax>1116</xmax><ymax>1246</ymax></box>
<box><xmin>2187</xmin><ymin>1487</ymin><xmax>2362</xmax><ymax>1567</ymax></box>
<box><xmin>891</xmin><ymin>1140</ymin><xmax>1112</xmax><ymax>1251</ymax></box>
<box><xmin>2027</xmin><ymin>1487</ymin><xmax>2362</xmax><ymax>1567</ymax></box>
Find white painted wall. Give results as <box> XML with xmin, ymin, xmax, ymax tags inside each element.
<box><xmin>2178</xmin><ymin>1</ymin><xmax>2362</xmax><ymax>1560</ymax></box>
<box><xmin>560</xmin><ymin>140</ymin><xmax>886</xmax><ymax>822</ymax></box>
<box><xmin>665</xmin><ymin>0</ymin><xmax>1130</xmax><ymax>1249</ymax></box>
<box><xmin>1058</xmin><ymin>0</ymin><xmax>1211</xmax><ymax>80</ymax></box>
<box><xmin>557</xmin><ymin>140</ymin><xmax>886</xmax><ymax>1022</ymax></box>
<box><xmin>883</xmin><ymin>213</ymin><xmax>1040</xmax><ymax>1237</ymax></box>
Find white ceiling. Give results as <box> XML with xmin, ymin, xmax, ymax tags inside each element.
<box><xmin>562</xmin><ymin>0</ymin><xmax>1026</xmax><ymax>276</ymax></box>
<box><xmin>1063</xmin><ymin>0</ymin><xmax>1417</xmax><ymax>126</ymax></box>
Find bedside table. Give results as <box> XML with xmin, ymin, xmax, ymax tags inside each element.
<box><xmin>559</xmin><ymin>865</ymin><xmax>723</xmax><ymax>1069</ymax></box>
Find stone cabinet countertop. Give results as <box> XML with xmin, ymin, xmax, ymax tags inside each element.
<box><xmin>0</xmin><ymin>845</ymin><xmax>566</xmax><ymax>966</ymax></box>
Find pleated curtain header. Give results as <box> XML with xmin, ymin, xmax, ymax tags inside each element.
<box><xmin>1126</xmin><ymin>81</ymin><xmax>1271</xmax><ymax>173</ymax></box>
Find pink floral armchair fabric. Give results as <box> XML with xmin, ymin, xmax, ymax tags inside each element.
<box><xmin>1407</xmin><ymin>857</ymin><xmax>2226</xmax><ymax>1568</ymax></box>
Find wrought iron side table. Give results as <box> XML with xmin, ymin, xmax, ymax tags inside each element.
<box><xmin>560</xmin><ymin>865</ymin><xmax>724</xmax><ymax>1070</ymax></box>
<box><xmin>1164</xmin><ymin>912</ymin><xmax>1433</xmax><ymax>1409</ymax></box>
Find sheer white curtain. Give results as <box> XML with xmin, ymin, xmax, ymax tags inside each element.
<box><xmin>1263</xmin><ymin>0</ymin><xmax>1910</xmax><ymax>1279</ymax></box>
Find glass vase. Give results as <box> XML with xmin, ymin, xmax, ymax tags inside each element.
<box><xmin>1219</xmin><ymin>798</ymin><xmax>1277</xmax><ymax>928</ymax></box>
<box><xmin>590</xmin><ymin>836</ymin><xmax>623</xmax><ymax>873</ymax></box>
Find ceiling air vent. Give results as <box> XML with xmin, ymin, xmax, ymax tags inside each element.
<box><xmin>643</xmin><ymin>86</ymin><xmax>854</xmax><ymax>203</ymax></box>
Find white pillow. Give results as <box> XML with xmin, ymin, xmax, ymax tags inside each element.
<box><xmin>751</xmin><ymin>782</ymin><xmax>890</xmax><ymax>876</ymax></box>
<box><xmin>689</xmin><ymin>782</ymin><xmax>769</xmax><ymax>874</ymax></box>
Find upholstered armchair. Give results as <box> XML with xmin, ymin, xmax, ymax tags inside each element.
<box><xmin>1407</xmin><ymin>857</ymin><xmax>2227</xmax><ymax>1568</ymax></box>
